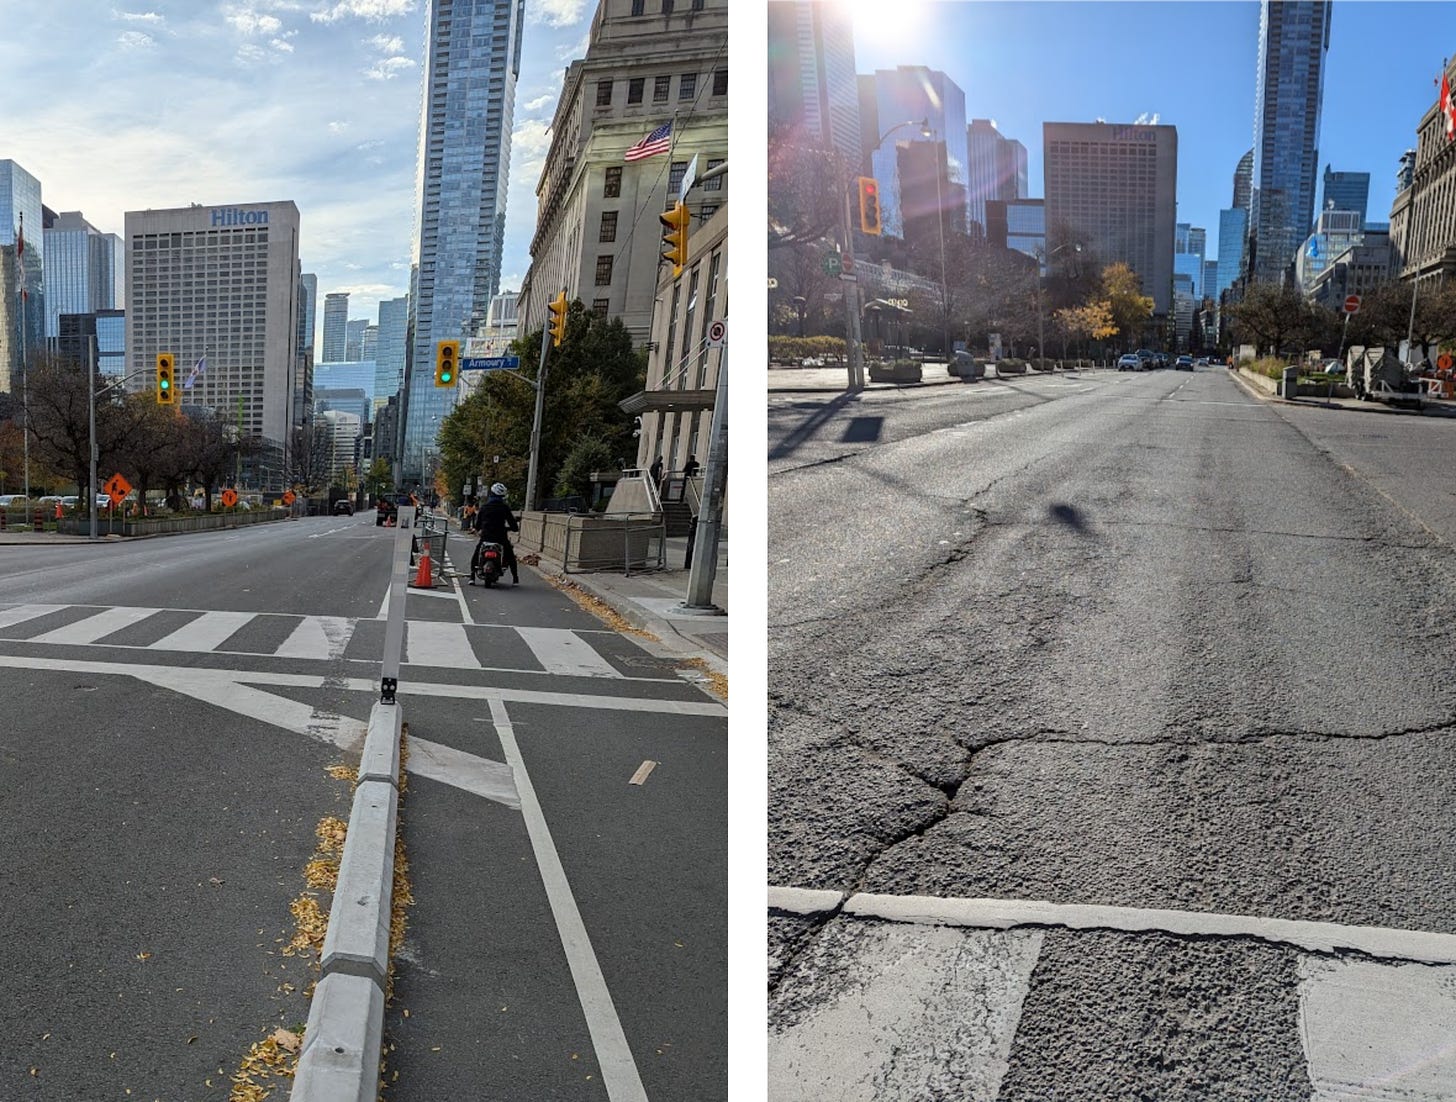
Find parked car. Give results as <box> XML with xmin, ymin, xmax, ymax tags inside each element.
<box><xmin>0</xmin><ymin>495</ymin><xmax>30</xmax><ymax>508</ymax></box>
<box><xmin>333</xmin><ymin>499</ymin><xmax>354</xmax><ymax>516</ymax></box>
<box><xmin>1117</xmin><ymin>354</ymin><xmax>1142</xmax><ymax>372</ymax></box>
<box><xmin>1175</xmin><ymin>355</ymin><xmax>1194</xmax><ymax>371</ymax></box>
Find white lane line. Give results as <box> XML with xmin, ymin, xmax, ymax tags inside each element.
<box><xmin>449</xmin><ymin>553</ymin><xmax>474</xmax><ymax>625</ymax></box>
<box><xmin>489</xmin><ymin>698</ymin><xmax>648</xmax><ymax>1102</ymax></box>
<box><xmin>30</xmin><ymin>606</ymin><xmax>161</xmax><ymax>645</ymax></box>
<box><xmin>0</xmin><ymin>654</ymin><xmax>727</xmax><ymax>714</ymax></box>
<box><xmin>148</xmin><ymin>610</ymin><xmax>254</xmax><ymax>652</ymax></box>
<box><xmin>275</xmin><ymin>615</ymin><xmax>356</xmax><ymax>660</ymax></box>
<box><xmin>766</xmin><ymin>887</ymin><xmax>1456</xmax><ymax>965</ymax></box>
<box><xmin>516</xmin><ymin>626</ymin><xmax>621</xmax><ymax>679</ymax></box>
<box><xmin>404</xmin><ymin>621</ymin><xmax>480</xmax><ymax>669</ymax></box>
<box><xmin>407</xmin><ymin>736</ymin><xmax>518</xmax><ymax>807</ymax></box>
<box><xmin>0</xmin><ymin>604</ymin><xmax>66</xmax><ymax>631</ymax></box>
<box><xmin>375</xmin><ymin>583</ymin><xmax>390</xmax><ymax>621</ymax></box>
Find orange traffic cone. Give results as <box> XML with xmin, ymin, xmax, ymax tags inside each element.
<box><xmin>54</xmin><ymin>501</ymin><xmax>63</xmax><ymax>520</ymax></box>
<box><xmin>411</xmin><ymin>543</ymin><xmax>433</xmax><ymax>588</ymax></box>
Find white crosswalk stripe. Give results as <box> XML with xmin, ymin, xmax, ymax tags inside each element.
<box><xmin>405</xmin><ymin>621</ymin><xmax>478</xmax><ymax>669</ymax></box>
<box><xmin>30</xmin><ymin>606</ymin><xmax>162</xmax><ymax>645</ymax></box>
<box><xmin>148</xmin><ymin>610</ymin><xmax>254</xmax><ymax>652</ymax></box>
<box><xmin>275</xmin><ymin>615</ymin><xmax>356</xmax><ymax>660</ymax></box>
<box><xmin>0</xmin><ymin>604</ymin><xmax>65</xmax><ymax>631</ymax></box>
<box><xmin>517</xmin><ymin>626</ymin><xmax>622</xmax><ymax>678</ymax></box>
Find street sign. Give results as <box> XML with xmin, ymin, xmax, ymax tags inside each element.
<box><xmin>103</xmin><ymin>472</ymin><xmax>131</xmax><ymax>508</ymax></box>
<box><xmin>1440</xmin><ymin>353</ymin><xmax>1454</xmax><ymax>371</ymax></box>
<box><xmin>838</xmin><ymin>272</ymin><xmax>858</xmax><ymax>282</ymax></box>
<box><xmin>461</xmin><ymin>355</ymin><xmax>520</xmax><ymax>372</ymax></box>
<box><xmin>282</xmin><ymin>490</ymin><xmax>296</xmax><ymax>506</ymax></box>
<box><xmin>821</xmin><ymin>253</ymin><xmax>841</xmax><ymax>276</ymax></box>
<box><xmin>1344</xmin><ymin>294</ymin><xmax>1362</xmax><ymax>314</ymax></box>
<box><xmin>221</xmin><ymin>488</ymin><xmax>238</xmax><ymax>508</ymax></box>
<box><xmin>679</xmin><ymin>153</ymin><xmax>698</xmax><ymax>202</ymax></box>
<box><xmin>707</xmin><ymin>319</ymin><xmax>727</xmax><ymax>348</ymax></box>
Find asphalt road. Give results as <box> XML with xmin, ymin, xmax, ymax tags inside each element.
<box><xmin>0</xmin><ymin>512</ymin><xmax>726</xmax><ymax>1101</ymax></box>
<box><xmin>768</xmin><ymin>368</ymin><xmax>1456</xmax><ymax>1099</ymax></box>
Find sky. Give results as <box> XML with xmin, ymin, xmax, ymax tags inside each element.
<box><xmin>0</xmin><ymin>0</ymin><xmax>595</xmax><ymax>349</ymax></box>
<box><xmin>847</xmin><ymin>0</ymin><xmax>1456</xmax><ymax>268</ymax></box>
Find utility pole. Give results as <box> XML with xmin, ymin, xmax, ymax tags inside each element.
<box><xmin>838</xmin><ymin>174</ymin><xmax>866</xmax><ymax>389</ymax></box>
<box><xmin>524</xmin><ymin>302</ymin><xmax>555</xmax><ymax>512</ymax></box>
<box><xmin>88</xmin><ymin>336</ymin><xmax>98</xmax><ymax>541</ymax></box>
<box><xmin>683</xmin><ymin>328</ymin><xmax>727</xmax><ymax>613</ymax></box>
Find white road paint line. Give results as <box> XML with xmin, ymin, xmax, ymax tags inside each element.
<box><xmin>404</xmin><ymin>621</ymin><xmax>480</xmax><ymax>669</ymax></box>
<box><xmin>402</xmin><ymin>585</ymin><xmax>458</xmax><ymax>601</ymax></box>
<box><xmin>275</xmin><ymin>615</ymin><xmax>357</xmax><ymax>660</ymax></box>
<box><xmin>0</xmin><ymin>604</ymin><xmax>66</xmax><ymax>631</ymax></box>
<box><xmin>781</xmin><ymin>889</ymin><xmax>1456</xmax><ymax>966</ymax></box>
<box><xmin>769</xmin><ymin>921</ymin><xmax>1043</xmax><ymax>1102</ymax></box>
<box><xmin>0</xmin><ymin>654</ymin><xmax>727</xmax><ymax>715</ymax></box>
<box><xmin>1298</xmin><ymin>955</ymin><xmax>1456</xmax><ymax>1101</ymax></box>
<box><xmin>306</xmin><ymin>524</ymin><xmax>354</xmax><ymax>539</ymax></box>
<box><xmin>375</xmin><ymin>583</ymin><xmax>390</xmax><ymax>621</ymax></box>
<box><xmin>768</xmin><ymin>886</ymin><xmax>847</xmax><ymax>915</ymax></box>
<box><xmin>407</xmin><ymin>737</ymin><xmax>519</xmax><ymax>807</ymax></box>
<box><xmin>628</xmin><ymin>760</ymin><xmax>657</xmax><ymax>786</ymax></box>
<box><xmin>448</xmin><ymin>555</ymin><xmax>473</xmax><ymax>625</ymax></box>
<box><xmin>30</xmin><ymin>606</ymin><xmax>161</xmax><ymax>645</ymax></box>
<box><xmin>489</xmin><ymin>697</ymin><xmax>648</xmax><ymax>1102</ymax></box>
<box><xmin>148</xmin><ymin>610</ymin><xmax>255</xmax><ymax>652</ymax></box>
<box><xmin>516</xmin><ymin>626</ymin><xmax>621</xmax><ymax>679</ymax></box>
<box><xmin>145</xmin><ymin>668</ymin><xmax>368</xmax><ymax>750</ymax></box>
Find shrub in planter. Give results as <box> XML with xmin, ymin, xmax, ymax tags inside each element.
<box><xmin>996</xmin><ymin>358</ymin><xmax>1028</xmax><ymax>375</ymax></box>
<box><xmin>868</xmin><ymin>359</ymin><xmax>922</xmax><ymax>383</ymax></box>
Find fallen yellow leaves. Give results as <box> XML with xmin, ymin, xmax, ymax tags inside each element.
<box><xmin>303</xmin><ymin>858</ymin><xmax>340</xmax><ymax>892</ymax></box>
<box><xmin>678</xmin><ymin>657</ymin><xmax>727</xmax><ymax>700</ymax></box>
<box><xmin>315</xmin><ymin>817</ymin><xmax>348</xmax><ymax>855</ymax></box>
<box><xmin>283</xmin><ymin>894</ymin><xmax>328</xmax><ymax>958</ymax></box>
<box><xmin>543</xmin><ymin>575</ymin><xmax>658</xmax><ymax>641</ymax></box>
<box><xmin>228</xmin><ymin>1027</ymin><xmax>300</xmax><ymax>1101</ymax></box>
<box><xmin>326</xmin><ymin>763</ymin><xmax>358</xmax><ymax>784</ymax></box>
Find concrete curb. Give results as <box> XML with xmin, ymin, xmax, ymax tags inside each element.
<box><xmin>529</xmin><ymin>560</ymin><xmax>728</xmax><ymax>680</ymax></box>
<box><xmin>767</xmin><ymin>368</ymin><xmax>1104</xmax><ymax>395</ymax></box>
<box><xmin>1230</xmin><ymin>367</ymin><xmax>1456</xmax><ymax>419</ymax></box>
<box><xmin>291</xmin><ymin>701</ymin><xmax>403</xmax><ymax>1101</ymax></box>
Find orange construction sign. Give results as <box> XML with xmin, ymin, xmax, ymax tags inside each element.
<box><xmin>220</xmin><ymin>488</ymin><xmax>239</xmax><ymax>508</ymax></box>
<box><xmin>282</xmin><ymin>490</ymin><xmax>296</xmax><ymax>506</ymax></box>
<box><xmin>103</xmin><ymin>472</ymin><xmax>132</xmax><ymax>508</ymax></box>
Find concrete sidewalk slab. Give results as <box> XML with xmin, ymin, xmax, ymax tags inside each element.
<box><xmin>1231</xmin><ymin>366</ymin><xmax>1456</xmax><ymax>418</ymax></box>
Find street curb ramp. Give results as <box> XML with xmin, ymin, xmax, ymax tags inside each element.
<box><xmin>290</xmin><ymin>700</ymin><xmax>403</xmax><ymax>1102</ymax></box>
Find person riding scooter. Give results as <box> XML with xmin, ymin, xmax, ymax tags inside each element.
<box><xmin>472</xmin><ymin>482</ymin><xmax>520</xmax><ymax>585</ymax></box>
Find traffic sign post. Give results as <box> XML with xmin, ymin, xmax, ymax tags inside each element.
<box><xmin>821</xmin><ymin>253</ymin><xmax>841</xmax><ymax>277</ymax></box>
<box><xmin>1344</xmin><ymin>294</ymin><xmax>1362</xmax><ymax>314</ymax></box>
<box><xmin>221</xmin><ymin>488</ymin><xmax>238</xmax><ymax>509</ymax></box>
<box><xmin>103</xmin><ymin>473</ymin><xmax>131</xmax><ymax>509</ymax></box>
<box><xmin>707</xmin><ymin>319</ymin><xmax>727</xmax><ymax>348</ymax></box>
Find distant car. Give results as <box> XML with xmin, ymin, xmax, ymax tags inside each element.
<box><xmin>1195</xmin><ymin>357</ymin><xmax>1209</xmax><ymax>366</ymax></box>
<box><xmin>1175</xmin><ymin>355</ymin><xmax>1194</xmax><ymax>371</ymax></box>
<box><xmin>1118</xmin><ymin>354</ymin><xmax>1142</xmax><ymax>372</ymax></box>
<box><xmin>333</xmin><ymin>499</ymin><xmax>354</xmax><ymax>516</ymax></box>
<box><xmin>0</xmin><ymin>495</ymin><xmax>29</xmax><ymax>508</ymax></box>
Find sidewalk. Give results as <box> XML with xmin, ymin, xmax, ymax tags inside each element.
<box><xmin>768</xmin><ymin>363</ymin><xmax>1105</xmax><ymax>393</ymax></box>
<box><xmin>1231</xmin><ymin>367</ymin><xmax>1456</xmax><ymax>418</ymax></box>
<box><xmin>530</xmin><ymin>533</ymin><xmax>728</xmax><ymax>677</ymax></box>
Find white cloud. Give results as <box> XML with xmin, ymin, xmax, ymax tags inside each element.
<box><xmin>270</xmin><ymin>36</ymin><xmax>295</xmax><ymax>52</ymax></box>
<box><xmin>367</xmin><ymin>33</ymin><xmax>404</xmax><ymax>53</ymax></box>
<box><xmin>235</xmin><ymin>42</ymin><xmax>273</xmax><ymax>64</ymax></box>
<box><xmin>226</xmin><ymin>9</ymin><xmax>284</xmax><ymax>35</ymax></box>
<box><xmin>328</xmin><ymin>120</ymin><xmax>350</xmax><ymax>133</ymax></box>
<box><xmin>113</xmin><ymin>9</ymin><xmax>164</xmax><ymax>24</ymax></box>
<box><xmin>529</xmin><ymin>0</ymin><xmax>587</xmax><ymax>28</ymax></box>
<box><xmin>554</xmin><ymin>30</ymin><xmax>589</xmax><ymax>62</ymax></box>
<box><xmin>365</xmin><ymin>56</ymin><xmax>415</xmax><ymax>80</ymax></box>
<box><xmin>311</xmin><ymin>0</ymin><xmax>417</xmax><ymax>23</ymax></box>
<box><xmin>117</xmin><ymin>30</ymin><xmax>155</xmax><ymax>49</ymax></box>
<box><xmin>524</xmin><ymin>93</ymin><xmax>555</xmax><ymax>113</ymax></box>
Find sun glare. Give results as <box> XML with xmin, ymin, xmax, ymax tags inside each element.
<box><xmin>844</xmin><ymin>0</ymin><xmax>928</xmax><ymax>55</ymax></box>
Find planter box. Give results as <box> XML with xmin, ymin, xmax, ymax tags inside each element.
<box><xmin>55</xmin><ymin>508</ymin><xmax>289</xmax><ymax>537</ymax></box>
<box><xmin>868</xmin><ymin>362</ymin><xmax>922</xmax><ymax>384</ymax></box>
<box><xmin>1295</xmin><ymin>382</ymin><xmax>1357</xmax><ymax>398</ymax></box>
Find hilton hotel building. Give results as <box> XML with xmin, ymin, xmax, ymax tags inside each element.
<box><xmin>124</xmin><ymin>201</ymin><xmax>302</xmax><ymax>484</ymax></box>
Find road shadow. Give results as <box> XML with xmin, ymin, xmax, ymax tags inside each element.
<box><xmin>839</xmin><ymin>416</ymin><xmax>884</xmax><ymax>444</ymax></box>
<box><xmin>768</xmin><ymin>388</ymin><xmax>863</xmax><ymax>460</ymax></box>
<box><xmin>1047</xmin><ymin>502</ymin><xmax>1091</xmax><ymax>534</ymax></box>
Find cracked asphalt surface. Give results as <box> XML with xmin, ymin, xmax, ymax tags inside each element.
<box><xmin>767</xmin><ymin>368</ymin><xmax>1456</xmax><ymax>1098</ymax></box>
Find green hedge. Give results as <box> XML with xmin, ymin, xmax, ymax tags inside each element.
<box><xmin>768</xmin><ymin>336</ymin><xmax>848</xmax><ymax>364</ymax></box>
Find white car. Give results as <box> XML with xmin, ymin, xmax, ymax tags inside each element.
<box><xmin>1117</xmin><ymin>354</ymin><xmax>1142</xmax><ymax>372</ymax></box>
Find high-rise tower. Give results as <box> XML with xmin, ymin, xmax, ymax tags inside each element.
<box><xmin>322</xmin><ymin>292</ymin><xmax>349</xmax><ymax>363</ymax></box>
<box><xmin>402</xmin><ymin>0</ymin><xmax>525</xmax><ymax>487</ymax></box>
<box><xmin>1249</xmin><ymin>0</ymin><xmax>1331</xmax><ymax>284</ymax></box>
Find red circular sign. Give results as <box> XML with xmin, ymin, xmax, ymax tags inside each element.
<box><xmin>1344</xmin><ymin>294</ymin><xmax>1362</xmax><ymax>314</ymax></box>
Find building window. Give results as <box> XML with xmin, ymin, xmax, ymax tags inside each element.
<box><xmin>703</xmin><ymin>157</ymin><xmax>724</xmax><ymax>191</ymax></box>
<box><xmin>595</xmin><ymin>255</ymin><xmax>614</xmax><ymax>286</ymax></box>
<box><xmin>596</xmin><ymin>80</ymin><xmax>612</xmax><ymax>107</ymax></box>
<box><xmin>653</xmin><ymin>75</ymin><xmax>671</xmax><ymax>103</ymax></box>
<box><xmin>604</xmin><ymin>166</ymin><xmax>622</xmax><ymax>198</ymax></box>
<box><xmin>692</xmin><ymin>0</ymin><xmax>704</xmax><ymax>8</ymax></box>
<box><xmin>631</xmin><ymin>0</ymin><xmax>643</xmax><ymax>12</ymax></box>
<box><xmin>662</xmin><ymin>0</ymin><xmax>674</xmax><ymax>11</ymax></box>
<box><xmin>627</xmin><ymin>77</ymin><xmax>644</xmax><ymax>104</ymax></box>
<box><xmin>679</xmin><ymin>72</ymin><xmax>696</xmax><ymax>101</ymax></box>
<box><xmin>713</xmin><ymin>69</ymin><xmax>727</xmax><ymax>96</ymax></box>
<box><xmin>668</xmin><ymin>160</ymin><xmax>689</xmax><ymax>198</ymax></box>
<box><xmin>599</xmin><ymin>211</ymin><xmax>618</xmax><ymax>242</ymax></box>
<box><xmin>699</xmin><ymin>204</ymin><xmax>719</xmax><ymax>221</ymax></box>
<box><xmin>592</xmin><ymin>298</ymin><xmax>610</xmax><ymax>318</ymax></box>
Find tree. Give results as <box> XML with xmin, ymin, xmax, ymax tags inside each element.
<box><xmin>1100</xmin><ymin>263</ymin><xmax>1155</xmax><ymax>347</ymax></box>
<box><xmin>364</xmin><ymin>457</ymin><xmax>393</xmax><ymax>500</ymax></box>
<box><xmin>553</xmin><ymin>434</ymin><xmax>615</xmax><ymax>502</ymax></box>
<box><xmin>23</xmin><ymin>354</ymin><xmax>131</xmax><ymax>514</ymax></box>
<box><xmin>1226</xmin><ymin>282</ymin><xmax>1317</xmax><ymax>358</ymax></box>
<box><xmin>181</xmin><ymin>412</ymin><xmax>239</xmax><ymax>512</ymax></box>
<box><xmin>1056</xmin><ymin>301</ymin><xmax>1116</xmax><ymax>358</ymax></box>
<box><xmin>768</xmin><ymin>120</ymin><xmax>853</xmax><ymax>251</ymax></box>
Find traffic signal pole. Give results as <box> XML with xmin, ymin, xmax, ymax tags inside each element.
<box><xmin>682</xmin><ymin>329</ymin><xmax>727</xmax><ymax>613</ymax></box>
<box><xmin>524</xmin><ymin>319</ymin><xmax>551</xmax><ymax>512</ymax></box>
<box><xmin>840</xmin><ymin>181</ymin><xmax>866</xmax><ymax>389</ymax></box>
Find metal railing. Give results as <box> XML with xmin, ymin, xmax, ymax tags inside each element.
<box><xmin>565</xmin><ymin>512</ymin><xmax>666</xmax><ymax>576</ymax></box>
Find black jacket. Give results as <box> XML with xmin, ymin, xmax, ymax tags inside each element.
<box><xmin>476</xmin><ymin>497</ymin><xmax>519</xmax><ymax>541</ymax></box>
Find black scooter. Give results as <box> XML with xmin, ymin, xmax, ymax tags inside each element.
<box><xmin>470</xmin><ymin>540</ymin><xmax>505</xmax><ymax>587</ymax></box>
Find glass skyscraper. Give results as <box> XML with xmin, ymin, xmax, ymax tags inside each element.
<box><xmin>322</xmin><ymin>292</ymin><xmax>349</xmax><ymax>363</ymax></box>
<box><xmin>299</xmin><ymin>272</ymin><xmax>317</xmax><ymax>360</ymax></box>
<box><xmin>1321</xmin><ymin>166</ymin><xmax>1369</xmax><ymax>227</ymax></box>
<box><xmin>865</xmin><ymin>67</ymin><xmax>968</xmax><ymax>241</ymax></box>
<box><xmin>43</xmin><ymin>211</ymin><xmax>121</xmax><ymax>339</ymax></box>
<box><xmin>1250</xmin><ymin>0</ymin><xmax>1331</xmax><ymax>284</ymax></box>
<box><xmin>373</xmin><ymin>295</ymin><xmax>408</xmax><ymax>413</ymax></box>
<box><xmin>0</xmin><ymin>160</ymin><xmax>44</xmax><ymax>394</ymax></box>
<box><xmin>402</xmin><ymin>0</ymin><xmax>524</xmax><ymax>487</ymax></box>
<box><xmin>766</xmin><ymin>1</ymin><xmax>861</xmax><ymax>169</ymax></box>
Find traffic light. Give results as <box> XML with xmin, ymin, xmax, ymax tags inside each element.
<box><xmin>155</xmin><ymin>353</ymin><xmax>175</xmax><ymax>405</ymax></box>
<box><xmin>547</xmin><ymin>291</ymin><xmax>568</xmax><ymax>348</ymax></box>
<box><xmin>857</xmin><ymin>177</ymin><xmax>882</xmax><ymax>235</ymax></box>
<box><xmin>659</xmin><ymin>202</ymin><xmax>690</xmax><ymax>278</ymax></box>
<box><xmin>434</xmin><ymin>340</ymin><xmax>459</xmax><ymax>387</ymax></box>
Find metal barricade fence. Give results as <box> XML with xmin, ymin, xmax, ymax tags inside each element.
<box><xmin>562</xmin><ymin>513</ymin><xmax>667</xmax><ymax>576</ymax></box>
<box><xmin>412</xmin><ymin>512</ymin><xmax>450</xmax><ymax>584</ymax></box>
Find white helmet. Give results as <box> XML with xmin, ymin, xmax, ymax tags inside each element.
<box><xmin>490</xmin><ymin>482</ymin><xmax>508</xmax><ymax>498</ymax></box>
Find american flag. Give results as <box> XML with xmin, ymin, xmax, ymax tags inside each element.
<box><xmin>624</xmin><ymin>121</ymin><xmax>671</xmax><ymax>162</ymax></box>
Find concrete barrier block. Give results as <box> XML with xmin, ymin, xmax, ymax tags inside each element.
<box><xmin>358</xmin><ymin>701</ymin><xmax>402</xmax><ymax>788</ymax></box>
<box><xmin>289</xmin><ymin>972</ymin><xmax>384</xmax><ymax>1102</ymax></box>
<box><xmin>320</xmin><ymin>779</ymin><xmax>396</xmax><ymax>987</ymax></box>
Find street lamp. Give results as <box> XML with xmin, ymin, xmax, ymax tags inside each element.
<box><xmin>916</xmin><ymin>121</ymin><xmax>952</xmax><ymax>364</ymax></box>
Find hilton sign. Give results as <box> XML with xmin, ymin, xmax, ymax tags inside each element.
<box><xmin>210</xmin><ymin>207</ymin><xmax>270</xmax><ymax>227</ymax></box>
